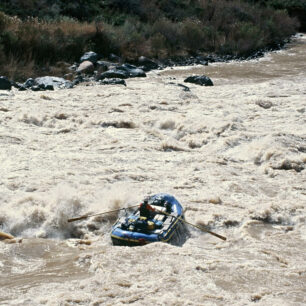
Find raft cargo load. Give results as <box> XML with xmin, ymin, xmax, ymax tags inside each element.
<box><xmin>111</xmin><ymin>193</ymin><xmax>185</xmax><ymax>246</ymax></box>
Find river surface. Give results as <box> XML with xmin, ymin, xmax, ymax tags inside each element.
<box><xmin>0</xmin><ymin>34</ymin><xmax>305</xmax><ymax>305</ymax></box>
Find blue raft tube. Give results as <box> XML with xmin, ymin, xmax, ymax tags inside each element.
<box><xmin>111</xmin><ymin>193</ymin><xmax>185</xmax><ymax>246</ymax></box>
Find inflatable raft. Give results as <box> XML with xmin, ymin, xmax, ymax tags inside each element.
<box><xmin>111</xmin><ymin>193</ymin><xmax>184</xmax><ymax>246</ymax></box>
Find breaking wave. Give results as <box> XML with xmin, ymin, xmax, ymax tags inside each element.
<box><xmin>0</xmin><ymin>184</ymin><xmax>140</xmax><ymax>240</ymax></box>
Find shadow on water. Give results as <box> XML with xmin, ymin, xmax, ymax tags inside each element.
<box><xmin>169</xmin><ymin>222</ymin><xmax>190</xmax><ymax>247</ymax></box>
<box><xmin>0</xmin><ymin>239</ymin><xmax>91</xmax><ymax>302</ymax></box>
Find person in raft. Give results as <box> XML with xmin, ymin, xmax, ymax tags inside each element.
<box><xmin>139</xmin><ymin>198</ymin><xmax>156</xmax><ymax>219</ymax></box>
<box><xmin>121</xmin><ymin>199</ymin><xmax>156</xmax><ymax>232</ymax></box>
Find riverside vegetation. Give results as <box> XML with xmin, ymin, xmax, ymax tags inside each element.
<box><xmin>0</xmin><ymin>0</ymin><xmax>303</xmax><ymax>81</ymax></box>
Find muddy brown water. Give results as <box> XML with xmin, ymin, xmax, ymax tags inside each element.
<box><xmin>0</xmin><ymin>34</ymin><xmax>305</xmax><ymax>305</ymax></box>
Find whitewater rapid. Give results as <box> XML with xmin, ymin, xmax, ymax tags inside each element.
<box><xmin>0</xmin><ymin>34</ymin><xmax>305</xmax><ymax>305</ymax></box>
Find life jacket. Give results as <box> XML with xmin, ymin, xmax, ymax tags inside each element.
<box><xmin>137</xmin><ymin>217</ymin><xmax>155</xmax><ymax>231</ymax></box>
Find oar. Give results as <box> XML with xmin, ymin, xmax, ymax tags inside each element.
<box><xmin>67</xmin><ymin>205</ymin><xmax>139</xmax><ymax>223</ymax></box>
<box><xmin>0</xmin><ymin>231</ymin><xmax>15</xmax><ymax>240</ymax></box>
<box><xmin>156</xmin><ymin>209</ymin><xmax>227</xmax><ymax>241</ymax></box>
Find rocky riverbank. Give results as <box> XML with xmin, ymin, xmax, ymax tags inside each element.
<box><xmin>0</xmin><ymin>36</ymin><xmax>290</xmax><ymax>92</ymax></box>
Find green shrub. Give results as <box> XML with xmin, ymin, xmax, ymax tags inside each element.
<box><xmin>152</xmin><ymin>18</ymin><xmax>183</xmax><ymax>51</ymax></box>
<box><xmin>181</xmin><ymin>19</ymin><xmax>206</xmax><ymax>53</ymax></box>
<box><xmin>0</xmin><ymin>11</ymin><xmax>9</xmax><ymax>32</ymax></box>
<box><xmin>0</xmin><ymin>0</ymin><xmax>300</xmax><ymax>80</ymax></box>
<box><xmin>222</xmin><ymin>22</ymin><xmax>263</xmax><ymax>55</ymax></box>
<box><xmin>150</xmin><ymin>33</ymin><xmax>167</xmax><ymax>58</ymax></box>
<box><xmin>267</xmin><ymin>0</ymin><xmax>306</xmax><ymax>10</ymax></box>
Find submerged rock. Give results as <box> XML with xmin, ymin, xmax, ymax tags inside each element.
<box><xmin>101</xmin><ymin>120</ymin><xmax>136</xmax><ymax>128</ymax></box>
<box><xmin>209</xmin><ymin>196</ymin><xmax>222</xmax><ymax>204</ymax></box>
<box><xmin>99</xmin><ymin>78</ymin><xmax>126</xmax><ymax>86</ymax></box>
<box><xmin>177</xmin><ymin>83</ymin><xmax>190</xmax><ymax>91</ymax></box>
<box><xmin>272</xmin><ymin>159</ymin><xmax>304</xmax><ymax>173</ymax></box>
<box><xmin>256</xmin><ymin>100</ymin><xmax>273</xmax><ymax>109</ymax></box>
<box><xmin>184</xmin><ymin>75</ymin><xmax>214</xmax><ymax>86</ymax></box>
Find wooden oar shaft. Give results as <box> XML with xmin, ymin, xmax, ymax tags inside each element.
<box><xmin>156</xmin><ymin>209</ymin><xmax>226</xmax><ymax>241</ymax></box>
<box><xmin>67</xmin><ymin>205</ymin><xmax>139</xmax><ymax>223</ymax></box>
<box><xmin>182</xmin><ymin>219</ymin><xmax>226</xmax><ymax>241</ymax></box>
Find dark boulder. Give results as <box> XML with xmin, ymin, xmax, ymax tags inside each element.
<box><xmin>195</xmin><ymin>56</ymin><xmax>208</xmax><ymax>66</ymax></box>
<box><xmin>99</xmin><ymin>78</ymin><xmax>126</xmax><ymax>86</ymax></box>
<box><xmin>138</xmin><ymin>56</ymin><xmax>159</xmax><ymax>71</ymax></box>
<box><xmin>31</xmin><ymin>85</ymin><xmax>43</xmax><ymax>92</ymax></box>
<box><xmin>96</xmin><ymin>61</ymin><xmax>116</xmax><ymax>72</ymax></box>
<box><xmin>68</xmin><ymin>63</ymin><xmax>78</xmax><ymax>71</ymax></box>
<box><xmin>97</xmin><ymin>70</ymin><xmax>129</xmax><ymax>80</ymax></box>
<box><xmin>72</xmin><ymin>75</ymin><xmax>84</xmax><ymax>86</ymax></box>
<box><xmin>31</xmin><ymin>83</ymin><xmax>54</xmax><ymax>91</ymax></box>
<box><xmin>0</xmin><ymin>76</ymin><xmax>12</xmax><ymax>90</ymax></box>
<box><xmin>40</xmin><ymin>83</ymin><xmax>54</xmax><ymax>90</ymax></box>
<box><xmin>23</xmin><ymin>78</ymin><xmax>35</xmax><ymax>88</ymax></box>
<box><xmin>97</xmin><ymin>64</ymin><xmax>146</xmax><ymax>80</ymax></box>
<box><xmin>34</xmin><ymin>76</ymin><xmax>73</xmax><ymax>89</ymax></box>
<box><xmin>184</xmin><ymin>75</ymin><xmax>213</xmax><ymax>86</ymax></box>
<box><xmin>116</xmin><ymin>64</ymin><xmax>146</xmax><ymax>78</ymax></box>
<box><xmin>117</xmin><ymin>63</ymin><xmax>137</xmax><ymax>71</ymax></box>
<box><xmin>80</xmin><ymin>51</ymin><xmax>99</xmax><ymax>64</ymax></box>
<box><xmin>109</xmin><ymin>53</ymin><xmax>121</xmax><ymax>62</ymax></box>
<box><xmin>23</xmin><ymin>77</ymin><xmax>72</xmax><ymax>91</ymax></box>
<box><xmin>128</xmin><ymin>68</ymin><xmax>146</xmax><ymax>77</ymax></box>
<box><xmin>11</xmin><ymin>81</ymin><xmax>22</xmax><ymax>89</ymax></box>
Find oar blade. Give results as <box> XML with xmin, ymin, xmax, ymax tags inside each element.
<box><xmin>207</xmin><ymin>230</ymin><xmax>227</xmax><ymax>241</ymax></box>
<box><xmin>159</xmin><ymin>209</ymin><xmax>227</xmax><ymax>241</ymax></box>
<box><xmin>67</xmin><ymin>215</ymin><xmax>88</xmax><ymax>223</ymax></box>
<box><xmin>191</xmin><ymin>222</ymin><xmax>227</xmax><ymax>241</ymax></box>
<box><xmin>0</xmin><ymin>231</ymin><xmax>14</xmax><ymax>240</ymax></box>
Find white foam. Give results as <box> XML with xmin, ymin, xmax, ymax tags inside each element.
<box><xmin>0</xmin><ymin>35</ymin><xmax>305</xmax><ymax>305</ymax></box>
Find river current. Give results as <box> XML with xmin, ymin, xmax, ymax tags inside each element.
<box><xmin>0</xmin><ymin>34</ymin><xmax>305</xmax><ymax>305</ymax></box>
